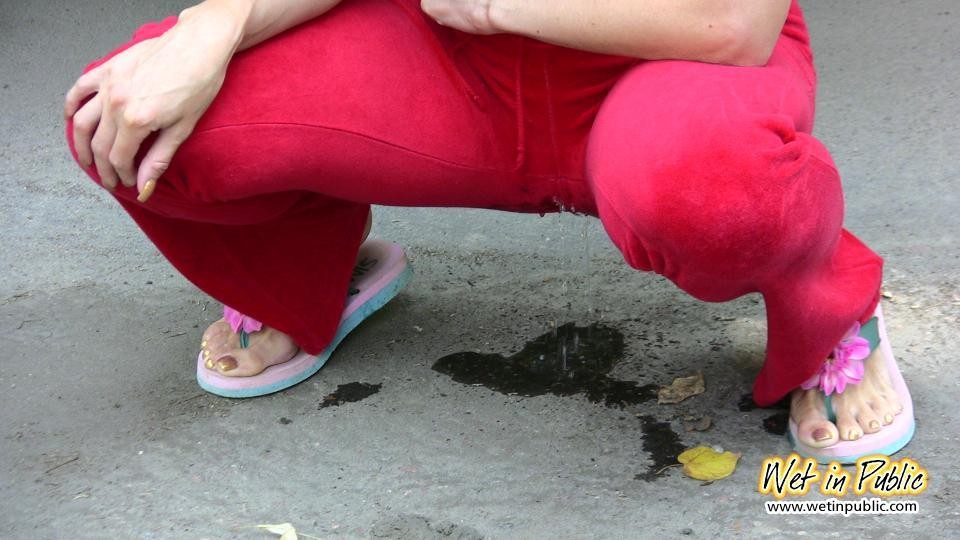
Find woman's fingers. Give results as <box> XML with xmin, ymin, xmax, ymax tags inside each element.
<box><xmin>76</xmin><ymin>91</ymin><xmax>184</xmax><ymax>199</ymax></box>
<box><xmin>111</xmin><ymin>115</ymin><xmax>153</xmax><ymax>188</ymax></box>
<box><xmin>72</xmin><ymin>94</ymin><xmax>102</xmax><ymax>168</ymax></box>
<box><xmin>136</xmin><ymin>124</ymin><xmax>191</xmax><ymax>203</ymax></box>
<box><xmin>64</xmin><ymin>66</ymin><xmax>105</xmax><ymax>119</ymax></box>
<box><xmin>64</xmin><ymin>31</ymin><xmax>227</xmax><ymax>201</ymax></box>
<box><xmin>90</xmin><ymin>110</ymin><xmax>120</xmax><ymax>190</ymax></box>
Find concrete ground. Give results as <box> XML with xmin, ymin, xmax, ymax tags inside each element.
<box><xmin>2</xmin><ymin>1</ymin><xmax>958</xmax><ymax>538</ymax></box>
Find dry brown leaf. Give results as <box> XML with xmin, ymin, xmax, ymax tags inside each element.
<box><xmin>677</xmin><ymin>446</ymin><xmax>741</xmax><ymax>481</ymax></box>
<box><xmin>658</xmin><ymin>372</ymin><xmax>705</xmax><ymax>404</ymax></box>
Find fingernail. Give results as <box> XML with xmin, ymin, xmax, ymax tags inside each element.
<box><xmin>217</xmin><ymin>357</ymin><xmax>237</xmax><ymax>372</ymax></box>
<box><xmin>137</xmin><ymin>179</ymin><xmax>157</xmax><ymax>203</ymax></box>
<box><xmin>884</xmin><ymin>414</ymin><xmax>894</xmax><ymax>424</ymax></box>
<box><xmin>869</xmin><ymin>420</ymin><xmax>880</xmax><ymax>430</ymax></box>
<box><xmin>813</xmin><ymin>428</ymin><xmax>831</xmax><ymax>441</ymax></box>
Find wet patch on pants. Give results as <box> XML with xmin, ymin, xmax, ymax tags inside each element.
<box><xmin>432</xmin><ymin>322</ymin><xmax>657</xmax><ymax>407</ymax></box>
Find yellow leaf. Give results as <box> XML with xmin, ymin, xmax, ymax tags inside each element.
<box><xmin>677</xmin><ymin>446</ymin><xmax>740</xmax><ymax>481</ymax></box>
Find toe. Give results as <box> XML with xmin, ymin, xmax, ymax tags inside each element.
<box><xmin>203</xmin><ymin>324</ymin><xmax>238</xmax><ymax>356</ymax></box>
<box><xmin>213</xmin><ymin>350</ymin><xmax>266</xmax><ymax>377</ymax></box>
<box><xmin>791</xmin><ymin>389</ymin><xmax>839</xmax><ymax>448</ymax></box>
<box><xmin>799</xmin><ymin>419</ymin><xmax>839</xmax><ymax>447</ymax></box>
<box><xmin>870</xmin><ymin>398</ymin><xmax>898</xmax><ymax>426</ymax></box>
<box><xmin>870</xmin><ymin>383</ymin><xmax>904</xmax><ymax>418</ymax></box>
<box><xmin>203</xmin><ymin>349</ymin><xmax>215</xmax><ymax>370</ymax></box>
<box><xmin>201</xmin><ymin>319</ymin><xmax>229</xmax><ymax>344</ymax></box>
<box><xmin>863</xmin><ymin>345</ymin><xmax>904</xmax><ymax>420</ymax></box>
<box><xmin>835</xmin><ymin>404</ymin><xmax>863</xmax><ymax>441</ymax></box>
<box><xmin>856</xmin><ymin>406</ymin><xmax>883</xmax><ymax>434</ymax></box>
<box><xmin>890</xmin><ymin>394</ymin><xmax>904</xmax><ymax>415</ymax></box>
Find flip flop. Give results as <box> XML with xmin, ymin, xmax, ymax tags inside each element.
<box><xmin>196</xmin><ymin>239</ymin><xmax>413</xmax><ymax>398</ymax></box>
<box><xmin>788</xmin><ymin>304</ymin><xmax>915</xmax><ymax>463</ymax></box>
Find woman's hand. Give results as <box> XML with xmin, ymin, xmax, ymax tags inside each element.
<box><xmin>64</xmin><ymin>8</ymin><xmax>243</xmax><ymax>202</ymax></box>
<box><xmin>420</xmin><ymin>0</ymin><xmax>498</xmax><ymax>34</ymax></box>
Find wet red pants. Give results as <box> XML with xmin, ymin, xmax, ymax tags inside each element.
<box><xmin>67</xmin><ymin>0</ymin><xmax>881</xmax><ymax>405</ymax></box>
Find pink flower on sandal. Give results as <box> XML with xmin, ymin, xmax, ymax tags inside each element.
<box><xmin>223</xmin><ymin>305</ymin><xmax>263</xmax><ymax>334</ymax></box>
<box><xmin>801</xmin><ymin>321</ymin><xmax>871</xmax><ymax>396</ymax></box>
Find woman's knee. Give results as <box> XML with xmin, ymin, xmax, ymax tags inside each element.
<box><xmin>588</xmin><ymin>112</ymin><xmax>845</xmax><ymax>297</ymax></box>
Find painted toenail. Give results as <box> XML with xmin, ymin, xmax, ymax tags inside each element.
<box><xmin>813</xmin><ymin>428</ymin><xmax>831</xmax><ymax>441</ymax></box>
<box><xmin>218</xmin><ymin>357</ymin><xmax>237</xmax><ymax>372</ymax></box>
<box><xmin>869</xmin><ymin>420</ymin><xmax>880</xmax><ymax>430</ymax></box>
<box><xmin>205</xmin><ymin>358</ymin><xmax>215</xmax><ymax>370</ymax></box>
<box><xmin>201</xmin><ymin>340</ymin><xmax>207</xmax><ymax>347</ymax></box>
<box><xmin>849</xmin><ymin>430</ymin><xmax>861</xmax><ymax>440</ymax></box>
<box><xmin>884</xmin><ymin>414</ymin><xmax>894</xmax><ymax>424</ymax></box>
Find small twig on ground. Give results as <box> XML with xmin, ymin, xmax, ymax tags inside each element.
<box><xmin>1</xmin><ymin>292</ymin><xmax>31</xmax><ymax>305</ymax></box>
<box><xmin>655</xmin><ymin>463</ymin><xmax>682</xmax><ymax>475</ymax></box>
<box><xmin>44</xmin><ymin>456</ymin><xmax>79</xmax><ymax>475</ymax></box>
<box><xmin>16</xmin><ymin>319</ymin><xmax>42</xmax><ymax>330</ymax></box>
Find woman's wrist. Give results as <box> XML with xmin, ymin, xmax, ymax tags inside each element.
<box><xmin>184</xmin><ymin>0</ymin><xmax>342</xmax><ymax>52</ymax></box>
<box><xmin>486</xmin><ymin>0</ymin><xmax>526</xmax><ymax>37</ymax></box>
<box><xmin>178</xmin><ymin>0</ymin><xmax>252</xmax><ymax>53</ymax></box>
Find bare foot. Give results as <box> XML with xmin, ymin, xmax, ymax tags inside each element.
<box><xmin>200</xmin><ymin>210</ymin><xmax>373</xmax><ymax>377</ymax></box>
<box><xmin>790</xmin><ymin>345</ymin><xmax>904</xmax><ymax>447</ymax></box>
<box><xmin>200</xmin><ymin>322</ymin><xmax>300</xmax><ymax>376</ymax></box>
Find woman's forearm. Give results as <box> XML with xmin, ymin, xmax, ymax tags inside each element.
<box><xmin>488</xmin><ymin>0</ymin><xmax>791</xmax><ymax>66</ymax></box>
<box><xmin>179</xmin><ymin>0</ymin><xmax>344</xmax><ymax>53</ymax></box>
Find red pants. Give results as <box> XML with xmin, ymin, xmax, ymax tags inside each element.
<box><xmin>67</xmin><ymin>0</ymin><xmax>881</xmax><ymax>405</ymax></box>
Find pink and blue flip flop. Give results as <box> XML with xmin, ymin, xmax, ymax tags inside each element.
<box><xmin>788</xmin><ymin>305</ymin><xmax>915</xmax><ymax>463</ymax></box>
<box><xmin>196</xmin><ymin>239</ymin><xmax>413</xmax><ymax>398</ymax></box>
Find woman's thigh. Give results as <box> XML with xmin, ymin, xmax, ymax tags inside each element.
<box><xmin>84</xmin><ymin>0</ymin><xmax>533</xmax><ymax>211</ymax></box>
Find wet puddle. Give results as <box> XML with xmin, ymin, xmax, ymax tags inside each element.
<box><xmin>635</xmin><ymin>415</ymin><xmax>686</xmax><ymax>481</ymax></box>
<box><xmin>432</xmin><ymin>323</ymin><xmax>657</xmax><ymax>408</ymax></box>
<box><xmin>319</xmin><ymin>382</ymin><xmax>382</xmax><ymax>409</ymax></box>
<box><xmin>738</xmin><ymin>392</ymin><xmax>758</xmax><ymax>411</ymax></box>
<box><xmin>741</xmin><ymin>393</ymin><xmax>791</xmax><ymax>435</ymax></box>
<box><xmin>434</xmin><ymin>322</ymin><xmax>688</xmax><ymax>481</ymax></box>
<box><xmin>763</xmin><ymin>411</ymin><xmax>789</xmax><ymax>436</ymax></box>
